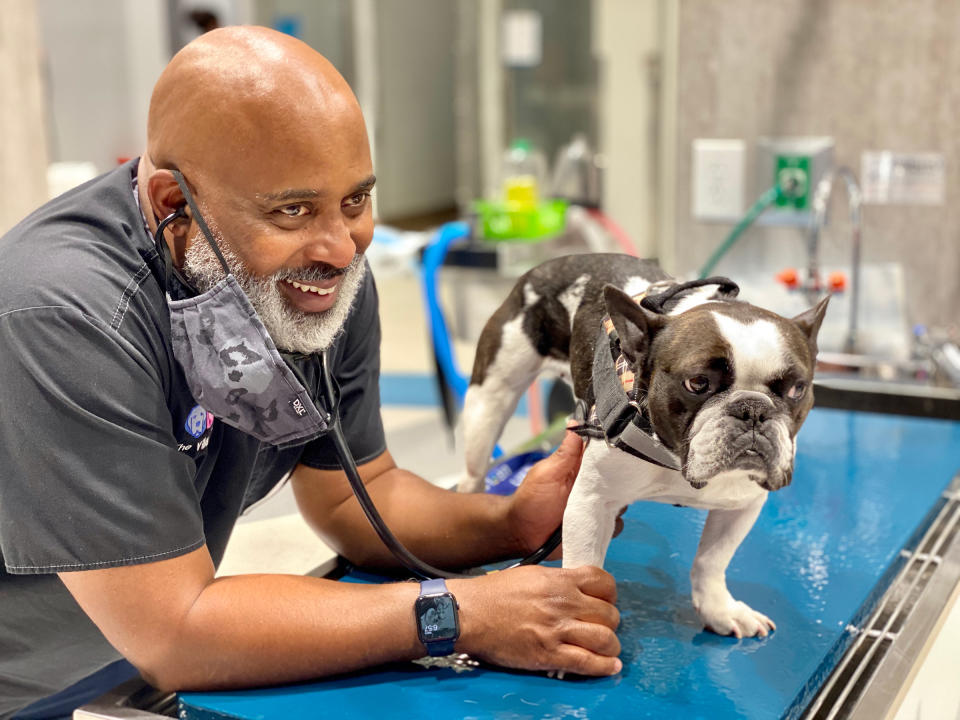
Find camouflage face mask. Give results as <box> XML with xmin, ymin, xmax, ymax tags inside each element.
<box><xmin>160</xmin><ymin>170</ymin><xmax>328</xmax><ymax>448</ymax></box>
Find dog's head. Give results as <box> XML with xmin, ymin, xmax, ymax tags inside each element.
<box><xmin>603</xmin><ymin>285</ymin><xmax>829</xmax><ymax>491</ymax></box>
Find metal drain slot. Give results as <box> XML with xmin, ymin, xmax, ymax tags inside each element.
<box><xmin>803</xmin><ymin>479</ymin><xmax>960</xmax><ymax>720</ymax></box>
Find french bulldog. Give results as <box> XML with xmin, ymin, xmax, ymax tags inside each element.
<box><xmin>458</xmin><ymin>254</ymin><xmax>828</xmax><ymax>638</ymax></box>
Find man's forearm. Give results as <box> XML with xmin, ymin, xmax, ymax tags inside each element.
<box><xmin>147</xmin><ymin>573</ymin><xmax>422</xmax><ymax>691</ymax></box>
<box><xmin>318</xmin><ymin>468</ymin><xmax>522</xmax><ymax>570</ymax></box>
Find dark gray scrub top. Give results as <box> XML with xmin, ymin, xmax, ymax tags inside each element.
<box><xmin>0</xmin><ymin>160</ymin><xmax>386</xmax><ymax>717</ymax></box>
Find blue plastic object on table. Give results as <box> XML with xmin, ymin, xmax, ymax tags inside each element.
<box><xmin>179</xmin><ymin>409</ymin><xmax>960</xmax><ymax>720</ymax></box>
<box><xmin>484</xmin><ymin>450</ymin><xmax>550</xmax><ymax>495</ymax></box>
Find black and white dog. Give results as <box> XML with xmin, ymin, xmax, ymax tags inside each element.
<box><xmin>458</xmin><ymin>254</ymin><xmax>828</xmax><ymax>638</ymax></box>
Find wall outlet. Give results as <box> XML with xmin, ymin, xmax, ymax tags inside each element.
<box><xmin>692</xmin><ymin>138</ymin><xmax>746</xmax><ymax>221</ymax></box>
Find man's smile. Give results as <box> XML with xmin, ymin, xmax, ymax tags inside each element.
<box><xmin>287</xmin><ymin>279</ymin><xmax>336</xmax><ymax>296</ymax></box>
<box><xmin>279</xmin><ymin>277</ymin><xmax>340</xmax><ymax>312</ymax></box>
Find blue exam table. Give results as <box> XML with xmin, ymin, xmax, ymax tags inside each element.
<box><xmin>179</xmin><ymin>408</ymin><xmax>960</xmax><ymax>719</ymax></box>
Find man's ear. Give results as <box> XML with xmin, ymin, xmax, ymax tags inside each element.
<box><xmin>603</xmin><ymin>285</ymin><xmax>666</xmax><ymax>364</ymax></box>
<box><xmin>792</xmin><ymin>295</ymin><xmax>831</xmax><ymax>350</ymax></box>
<box><xmin>146</xmin><ymin>169</ymin><xmax>189</xmax><ymax>227</ymax></box>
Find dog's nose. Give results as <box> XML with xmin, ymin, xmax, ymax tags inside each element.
<box><xmin>728</xmin><ymin>396</ymin><xmax>770</xmax><ymax>426</ymax></box>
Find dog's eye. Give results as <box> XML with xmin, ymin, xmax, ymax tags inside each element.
<box><xmin>683</xmin><ymin>375</ymin><xmax>711</xmax><ymax>395</ymax></box>
<box><xmin>787</xmin><ymin>381</ymin><xmax>807</xmax><ymax>400</ymax></box>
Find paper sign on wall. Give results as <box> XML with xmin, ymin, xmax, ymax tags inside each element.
<box><xmin>861</xmin><ymin>151</ymin><xmax>945</xmax><ymax>205</ymax></box>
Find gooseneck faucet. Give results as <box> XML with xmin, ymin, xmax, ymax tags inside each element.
<box><xmin>807</xmin><ymin>166</ymin><xmax>863</xmax><ymax>354</ymax></box>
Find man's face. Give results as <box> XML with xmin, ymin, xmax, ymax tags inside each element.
<box><xmin>178</xmin><ymin>102</ymin><xmax>375</xmax><ymax>354</ymax></box>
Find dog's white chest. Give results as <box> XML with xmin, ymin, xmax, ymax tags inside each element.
<box><xmin>579</xmin><ymin>441</ymin><xmax>768</xmax><ymax>511</ymax></box>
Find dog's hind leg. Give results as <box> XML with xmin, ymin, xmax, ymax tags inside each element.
<box><xmin>458</xmin><ymin>313</ymin><xmax>549</xmax><ymax>493</ymax></box>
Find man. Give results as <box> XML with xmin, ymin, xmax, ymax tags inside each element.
<box><xmin>0</xmin><ymin>26</ymin><xmax>620</xmax><ymax>718</ymax></box>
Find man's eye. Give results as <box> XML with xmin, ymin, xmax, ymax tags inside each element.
<box><xmin>343</xmin><ymin>192</ymin><xmax>370</xmax><ymax>208</ymax></box>
<box><xmin>787</xmin><ymin>381</ymin><xmax>807</xmax><ymax>400</ymax></box>
<box><xmin>683</xmin><ymin>375</ymin><xmax>711</xmax><ymax>395</ymax></box>
<box><xmin>277</xmin><ymin>204</ymin><xmax>309</xmax><ymax>218</ymax></box>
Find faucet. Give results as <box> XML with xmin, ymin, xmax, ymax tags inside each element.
<box><xmin>806</xmin><ymin>166</ymin><xmax>863</xmax><ymax>354</ymax></box>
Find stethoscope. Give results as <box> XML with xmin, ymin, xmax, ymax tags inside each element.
<box><xmin>313</xmin><ymin>349</ymin><xmax>561</xmax><ymax>580</ymax></box>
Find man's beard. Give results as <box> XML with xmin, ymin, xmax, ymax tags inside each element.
<box><xmin>181</xmin><ymin>230</ymin><xmax>367</xmax><ymax>354</ymax></box>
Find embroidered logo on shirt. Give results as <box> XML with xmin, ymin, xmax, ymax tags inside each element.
<box><xmin>185</xmin><ymin>405</ymin><xmax>213</xmax><ymax>439</ymax></box>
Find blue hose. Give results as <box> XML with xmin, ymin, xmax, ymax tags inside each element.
<box><xmin>420</xmin><ymin>221</ymin><xmax>471</xmax><ymax>403</ymax></box>
<box><xmin>420</xmin><ymin>221</ymin><xmax>504</xmax><ymax>459</ymax></box>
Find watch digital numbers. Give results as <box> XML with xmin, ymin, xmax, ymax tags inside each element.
<box><xmin>418</xmin><ymin>595</ymin><xmax>456</xmax><ymax>640</ymax></box>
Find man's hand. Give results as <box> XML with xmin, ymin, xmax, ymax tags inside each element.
<box><xmin>449</xmin><ymin>564</ymin><xmax>621</xmax><ymax>677</ymax></box>
<box><xmin>506</xmin><ymin>430</ymin><xmax>584</xmax><ymax>557</ymax></box>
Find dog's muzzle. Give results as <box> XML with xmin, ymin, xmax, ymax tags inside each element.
<box><xmin>684</xmin><ymin>391</ymin><xmax>795</xmax><ymax>490</ymax></box>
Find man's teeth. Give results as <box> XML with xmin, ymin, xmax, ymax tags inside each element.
<box><xmin>289</xmin><ymin>280</ymin><xmax>334</xmax><ymax>296</ymax></box>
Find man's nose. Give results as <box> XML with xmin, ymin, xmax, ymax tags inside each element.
<box><xmin>302</xmin><ymin>216</ymin><xmax>357</xmax><ymax>268</ymax></box>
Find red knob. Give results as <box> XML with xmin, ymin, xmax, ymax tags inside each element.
<box><xmin>828</xmin><ymin>271</ymin><xmax>847</xmax><ymax>292</ymax></box>
<box><xmin>776</xmin><ymin>268</ymin><xmax>799</xmax><ymax>289</ymax></box>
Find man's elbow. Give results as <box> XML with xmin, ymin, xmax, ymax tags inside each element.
<box><xmin>120</xmin><ymin>620</ymin><xmax>220</xmax><ymax>693</ymax></box>
<box><xmin>124</xmin><ymin>638</ymin><xmax>195</xmax><ymax>693</ymax></box>
<box><xmin>136</xmin><ymin>663</ymin><xmax>179</xmax><ymax>694</ymax></box>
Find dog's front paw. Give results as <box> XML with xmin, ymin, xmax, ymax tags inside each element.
<box><xmin>693</xmin><ymin>593</ymin><xmax>776</xmax><ymax>639</ymax></box>
<box><xmin>456</xmin><ymin>473</ymin><xmax>486</xmax><ymax>494</ymax></box>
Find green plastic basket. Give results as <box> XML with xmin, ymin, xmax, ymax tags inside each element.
<box><xmin>473</xmin><ymin>199</ymin><xmax>568</xmax><ymax>242</ymax></box>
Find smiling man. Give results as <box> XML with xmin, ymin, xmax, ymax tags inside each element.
<box><xmin>0</xmin><ymin>26</ymin><xmax>620</xmax><ymax>719</ymax></box>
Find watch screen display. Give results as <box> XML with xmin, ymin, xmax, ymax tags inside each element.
<box><xmin>417</xmin><ymin>595</ymin><xmax>458</xmax><ymax>641</ymax></box>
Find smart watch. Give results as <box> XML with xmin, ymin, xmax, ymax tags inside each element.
<box><xmin>414</xmin><ymin>578</ymin><xmax>460</xmax><ymax>656</ymax></box>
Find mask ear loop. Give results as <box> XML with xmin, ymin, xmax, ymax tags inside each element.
<box><xmin>169</xmin><ymin>169</ymin><xmax>232</xmax><ymax>277</ymax></box>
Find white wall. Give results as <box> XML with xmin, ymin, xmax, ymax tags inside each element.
<box><xmin>371</xmin><ymin>0</ymin><xmax>458</xmax><ymax>221</ymax></box>
<box><xmin>0</xmin><ymin>0</ymin><xmax>49</xmax><ymax>233</ymax></box>
<box><xmin>36</xmin><ymin>0</ymin><xmax>168</xmax><ymax>174</ymax></box>
<box><xmin>593</xmin><ymin>0</ymin><xmax>662</xmax><ymax>258</ymax></box>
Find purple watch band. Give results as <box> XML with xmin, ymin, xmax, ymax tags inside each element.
<box><xmin>417</xmin><ymin>578</ymin><xmax>459</xmax><ymax>656</ymax></box>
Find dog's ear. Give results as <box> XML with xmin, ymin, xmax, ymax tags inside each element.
<box><xmin>603</xmin><ymin>285</ymin><xmax>666</xmax><ymax>364</ymax></box>
<box><xmin>792</xmin><ymin>295</ymin><xmax>830</xmax><ymax>352</ymax></box>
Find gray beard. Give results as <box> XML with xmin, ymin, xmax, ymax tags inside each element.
<box><xmin>181</xmin><ymin>230</ymin><xmax>367</xmax><ymax>354</ymax></box>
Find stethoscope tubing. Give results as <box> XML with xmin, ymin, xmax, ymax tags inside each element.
<box><xmin>319</xmin><ymin>350</ymin><xmax>561</xmax><ymax>580</ymax></box>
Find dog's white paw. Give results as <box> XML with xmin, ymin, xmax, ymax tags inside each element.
<box><xmin>456</xmin><ymin>473</ymin><xmax>486</xmax><ymax>494</ymax></box>
<box><xmin>693</xmin><ymin>593</ymin><xmax>776</xmax><ymax>639</ymax></box>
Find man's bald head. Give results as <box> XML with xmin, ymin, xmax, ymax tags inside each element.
<box><xmin>138</xmin><ymin>26</ymin><xmax>376</xmax><ymax>353</ymax></box>
<box><xmin>147</xmin><ymin>26</ymin><xmax>363</xmax><ymax>182</ymax></box>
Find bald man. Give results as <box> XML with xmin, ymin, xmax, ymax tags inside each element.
<box><xmin>0</xmin><ymin>27</ymin><xmax>620</xmax><ymax>718</ymax></box>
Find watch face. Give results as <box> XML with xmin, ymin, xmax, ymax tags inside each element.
<box><xmin>416</xmin><ymin>594</ymin><xmax>459</xmax><ymax>642</ymax></box>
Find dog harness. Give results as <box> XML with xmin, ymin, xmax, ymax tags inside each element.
<box><xmin>575</xmin><ymin>277</ymin><xmax>740</xmax><ymax>471</ymax></box>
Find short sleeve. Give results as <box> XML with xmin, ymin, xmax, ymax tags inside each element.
<box><xmin>298</xmin><ymin>271</ymin><xmax>387</xmax><ymax>470</ymax></box>
<box><xmin>0</xmin><ymin>307</ymin><xmax>205</xmax><ymax>574</ymax></box>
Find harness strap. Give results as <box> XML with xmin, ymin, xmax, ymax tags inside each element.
<box><xmin>593</xmin><ymin>327</ymin><xmax>635</xmax><ymax>438</ymax></box>
<box><xmin>591</xmin><ymin>327</ymin><xmax>681</xmax><ymax>471</ymax></box>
